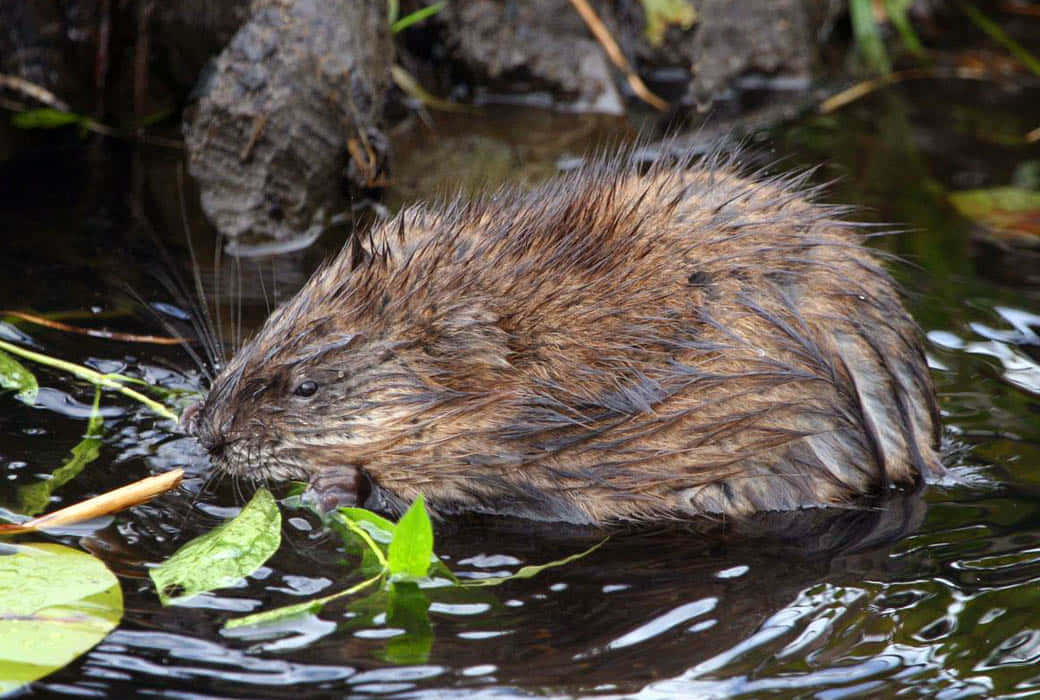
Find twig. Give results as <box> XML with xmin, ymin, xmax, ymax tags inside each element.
<box><xmin>390</xmin><ymin>64</ymin><xmax>475</xmax><ymax>114</ymax></box>
<box><xmin>819</xmin><ymin>67</ymin><xmax>988</xmax><ymax>114</ymax></box>
<box><xmin>0</xmin><ymin>469</ymin><xmax>184</xmax><ymax>534</ymax></box>
<box><xmin>2</xmin><ymin>310</ymin><xmax>186</xmax><ymax>345</ymax></box>
<box><xmin>566</xmin><ymin>0</ymin><xmax>668</xmax><ymax>111</ymax></box>
<box><xmin>0</xmin><ymin>74</ymin><xmax>70</xmax><ymax>111</ymax></box>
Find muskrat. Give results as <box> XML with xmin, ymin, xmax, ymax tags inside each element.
<box><xmin>181</xmin><ymin>148</ymin><xmax>944</xmax><ymax>524</ymax></box>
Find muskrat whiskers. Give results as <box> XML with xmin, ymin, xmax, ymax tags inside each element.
<box><xmin>177</xmin><ymin>164</ymin><xmax>226</xmax><ymax>375</ymax></box>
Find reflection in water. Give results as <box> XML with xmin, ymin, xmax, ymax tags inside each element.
<box><xmin>65</xmin><ymin>488</ymin><xmax>952</xmax><ymax>697</ymax></box>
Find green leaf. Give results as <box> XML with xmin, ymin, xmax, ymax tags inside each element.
<box><xmin>883</xmin><ymin>0</ymin><xmax>924</xmax><ymax>56</ymax></box>
<box><xmin>949</xmin><ymin>187</ymin><xmax>1040</xmax><ymax>243</ymax></box>
<box><xmin>387</xmin><ymin>495</ymin><xmax>433</xmax><ymax>580</ymax></box>
<box><xmin>0</xmin><ymin>349</ymin><xmax>38</xmax><ymax>404</ymax></box>
<box><xmin>639</xmin><ymin>0</ymin><xmax>697</xmax><ymax>47</ymax></box>
<box><xmin>0</xmin><ymin>543</ymin><xmax>122</xmax><ymax>694</ymax></box>
<box><xmin>950</xmin><ymin>187</ymin><xmax>1040</xmax><ymax>218</ymax></box>
<box><xmin>461</xmin><ymin>538</ymin><xmax>608</xmax><ymax>587</ymax></box>
<box><xmin>150</xmin><ymin>488</ymin><xmax>281</xmax><ymax>605</ymax></box>
<box><xmin>16</xmin><ymin>388</ymin><xmax>103</xmax><ymax>516</ymax></box>
<box><xmin>390</xmin><ymin>1</ymin><xmax>445</xmax><ymax>33</ymax></box>
<box><xmin>849</xmin><ymin>0</ymin><xmax>891</xmax><ymax>74</ymax></box>
<box><xmin>11</xmin><ymin>109</ymin><xmax>85</xmax><ymax>130</ymax></box>
<box><xmin>383</xmin><ymin>582</ymin><xmax>433</xmax><ymax>664</ymax></box>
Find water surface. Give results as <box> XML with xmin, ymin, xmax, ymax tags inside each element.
<box><xmin>1</xmin><ymin>77</ymin><xmax>1039</xmax><ymax>698</ymax></box>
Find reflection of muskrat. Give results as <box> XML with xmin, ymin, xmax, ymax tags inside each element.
<box><xmin>181</xmin><ymin>149</ymin><xmax>944</xmax><ymax>524</ymax></box>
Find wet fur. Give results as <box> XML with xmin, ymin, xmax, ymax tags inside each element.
<box><xmin>190</xmin><ymin>147</ymin><xmax>944</xmax><ymax>524</ymax></box>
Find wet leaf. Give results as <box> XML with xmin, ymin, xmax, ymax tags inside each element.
<box><xmin>0</xmin><ymin>543</ymin><xmax>122</xmax><ymax>694</ymax></box>
<box><xmin>639</xmin><ymin>0</ymin><xmax>697</xmax><ymax>46</ymax></box>
<box><xmin>11</xmin><ymin>108</ymin><xmax>84</xmax><ymax>130</ymax></box>
<box><xmin>387</xmin><ymin>495</ymin><xmax>433</xmax><ymax>580</ymax></box>
<box><xmin>949</xmin><ymin>187</ymin><xmax>1040</xmax><ymax>244</ymax></box>
<box><xmin>150</xmin><ymin>488</ymin><xmax>280</xmax><ymax>605</ymax></box>
<box><xmin>0</xmin><ymin>349</ymin><xmax>38</xmax><ymax>404</ymax></box>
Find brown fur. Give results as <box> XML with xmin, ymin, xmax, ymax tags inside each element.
<box><xmin>186</xmin><ymin>148</ymin><xmax>944</xmax><ymax>524</ymax></box>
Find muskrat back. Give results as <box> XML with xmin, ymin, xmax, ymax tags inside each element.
<box><xmin>185</xmin><ymin>148</ymin><xmax>944</xmax><ymax>524</ymax></box>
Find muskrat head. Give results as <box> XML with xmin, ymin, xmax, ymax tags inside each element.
<box><xmin>181</xmin><ymin>228</ymin><xmax>522</xmax><ymax>516</ymax></box>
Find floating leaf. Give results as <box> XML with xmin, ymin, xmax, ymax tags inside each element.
<box><xmin>387</xmin><ymin>495</ymin><xmax>433</xmax><ymax>580</ymax></box>
<box><xmin>11</xmin><ymin>108</ymin><xmax>84</xmax><ymax>130</ymax></box>
<box><xmin>0</xmin><ymin>543</ymin><xmax>122</xmax><ymax>694</ymax></box>
<box><xmin>0</xmin><ymin>349</ymin><xmax>38</xmax><ymax>404</ymax></box>
<box><xmin>150</xmin><ymin>488</ymin><xmax>281</xmax><ymax>605</ymax></box>
<box><xmin>639</xmin><ymin>0</ymin><xmax>697</xmax><ymax>46</ymax></box>
<box><xmin>949</xmin><ymin>187</ymin><xmax>1040</xmax><ymax>244</ymax></box>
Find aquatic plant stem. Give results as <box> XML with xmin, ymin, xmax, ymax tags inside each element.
<box><xmin>337</xmin><ymin>513</ymin><xmax>390</xmax><ymax>569</ymax></box>
<box><xmin>224</xmin><ymin>571</ymin><xmax>384</xmax><ymax>629</ymax></box>
<box><xmin>0</xmin><ymin>338</ymin><xmax>178</xmax><ymax>421</ymax></box>
<box><xmin>959</xmin><ymin>1</ymin><xmax>1040</xmax><ymax>79</ymax></box>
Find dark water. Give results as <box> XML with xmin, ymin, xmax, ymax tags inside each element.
<box><xmin>2</xmin><ymin>78</ymin><xmax>1040</xmax><ymax>699</ymax></box>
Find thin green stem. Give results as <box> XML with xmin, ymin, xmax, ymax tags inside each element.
<box><xmin>391</xmin><ymin>1</ymin><xmax>444</xmax><ymax>33</ymax></box>
<box><xmin>224</xmin><ymin>571</ymin><xmax>384</xmax><ymax>629</ymax></box>
<box><xmin>959</xmin><ymin>1</ymin><xmax>1040</xmax><ymax>79</ymax></box>
<box><xmin>0</xmin><ymin>338</ymin><xmax>178</xmax><ymax>421</ymax></box>
<box><xmin>338</xmin><ymin>514</ymin><xmax>390</xmax><ymax>569</ymax></box>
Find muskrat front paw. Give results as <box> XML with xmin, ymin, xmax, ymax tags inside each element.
<box><xmin>303</xmin><ymin>466</ymin><xmax>368</xmax><ymax>513</ymax></box>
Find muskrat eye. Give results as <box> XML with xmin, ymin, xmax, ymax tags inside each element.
<box><xmin>294</xmin><ymin>380</ymin><xmax>319</xmax><ymax>397</ymax></box>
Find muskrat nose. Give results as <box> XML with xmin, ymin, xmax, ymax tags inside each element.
<box><xmin>177</xmin><ymin>402</ymin><xmax>202</xmax><ymax>437</ymax></box>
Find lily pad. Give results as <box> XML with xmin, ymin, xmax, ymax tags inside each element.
<box><xmin>0</xmin><ymin>349</ymin><xmax>38</xmax><ymax>405</ymax></box>
<box><xmin>0</xmin><ymin>543</ymin><xmax>122</xmax><ymax>694</ymax></box>
<box><xmin>150</xmin><ymin>488</ymin><xmax>281</xmax><ymax>605</ymax></box>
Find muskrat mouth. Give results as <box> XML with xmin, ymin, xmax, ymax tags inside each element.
<box><xmin>305</xmin><ymin>465</ymin><xmax>374</xmax><ymax>513</ymax></box>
